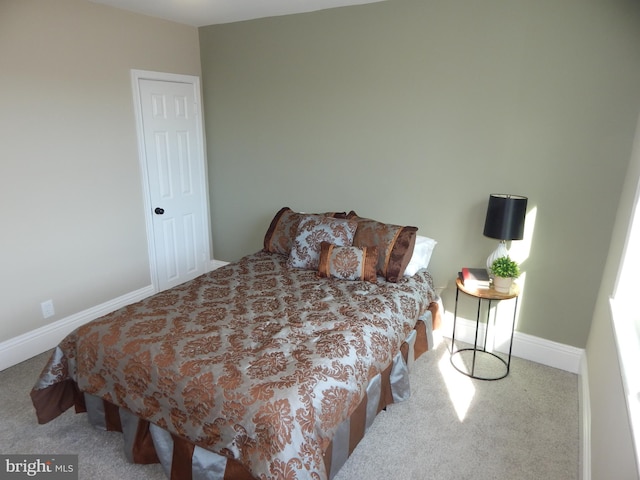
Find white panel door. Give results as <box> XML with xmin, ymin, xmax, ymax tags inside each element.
<box><xmin>136</xmin><ymin>76</ymin><xmax>209</xmax><ymax>291</ymax></box>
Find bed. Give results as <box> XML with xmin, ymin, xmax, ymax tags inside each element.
<box><xmin>31</xmin><ymin>208</ymin><xmax>440</xmax><ymax>480</ymax></box>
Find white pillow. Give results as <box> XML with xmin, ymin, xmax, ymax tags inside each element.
<box><xmin>403</xmin><ymin>235</ymin><xmax>437</xmax><ymax>276</ymax></box>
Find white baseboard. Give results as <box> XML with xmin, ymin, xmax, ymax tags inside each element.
<box><xmin>511</xmin><ymin>330</ymin><xmax>584</xmax><ymax>374</ymax></box>
<box><xmin>443</xmin><ymin>316</ymin><xmax>584</xmax><ymax>374</ymax></box>
<box><xmin>0</xmin><ymin>285</ymin><xmax>155</xmax><ymax>371</ymax></box>
<box><xmin>209</xmin><ymin>259</ymin><xmax>229</xmax><ymax>270</ymax></box>
<box><xmin>579</xmin><ymin>355</ymin><xmax>591</xmax><ymax>480</ymax></box>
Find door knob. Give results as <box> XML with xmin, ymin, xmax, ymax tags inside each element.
<box><xmin>154</xmin><ymin>207</ymin><xmax>165</xmax><ymax>215</ymax></box>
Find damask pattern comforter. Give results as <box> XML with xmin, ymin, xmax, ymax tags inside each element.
<box><xmin>31</xmin><ymin>251</ymin><xmax>437</xmax><ymax>479</ymax></box>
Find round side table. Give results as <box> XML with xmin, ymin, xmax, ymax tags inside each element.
<box><xmin>451</xmin><ymin>276</ymin><xmax>520</xmax><ymax>380</ymax></box>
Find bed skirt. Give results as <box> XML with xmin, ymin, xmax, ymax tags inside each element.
<box><xmin>36</xmin><ymin>301</ymin><xmax>440</xmax><ymax>480</ymax></box>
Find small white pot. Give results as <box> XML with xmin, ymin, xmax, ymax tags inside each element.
<box><xmin>493</xmin><ymin>276</ymin><xmax>513</xmax><ymax>293</ymax></box>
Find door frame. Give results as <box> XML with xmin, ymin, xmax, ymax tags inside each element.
<box><xmin>130</xmin><ymin>69</ymin><xmax>212</xmax><ymax>292</ymax></box>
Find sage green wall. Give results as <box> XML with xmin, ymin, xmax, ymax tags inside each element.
<box><xmin>0</xmin><ymin>0</ymin><xmax>201</xmax><ymax>342</ymax></box>
<box><xmin>200</xmin><ymin>0</ymin><xmax>640</xmax><ymax>348</ymax></box>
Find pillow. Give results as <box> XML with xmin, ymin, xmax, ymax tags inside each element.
<box><xmin>347</xmin><ymin>211</ymin><xmax>418</xmax><ymax>283</ymax></box>
<box><xmin>404</xmin><ymin>235</ymin><xmax>438</xmax><ymax>276</ymax></box>
<box><xmin>318</xmin><ymin>242</ymin><xmax>378</xmax><ymax>282</ymax></box>
<box><xmin>287</xmin><ymin>215</ymin><xmax>358</xmax><ymax>270</ymax></box>
<box><xmin>263</xmin><ymin>207</ymin><xmax>346</xmax><ymax>255</ymax></box>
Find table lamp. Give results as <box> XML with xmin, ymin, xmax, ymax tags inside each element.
<box><xmin>483</xmin><ymin>194</ymin><xmax>528</xmax><ymax>271</ymax></box>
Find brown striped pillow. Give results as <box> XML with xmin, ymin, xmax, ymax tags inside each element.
<box><xmin>347</xmin><ymin>211</ymin><xmax>418</xmax><ymax>283</ymax></box>
<box><xmin>263</xmin><ymin>207</ymin><xmax>346</xmax><ymax>255</ymax></box>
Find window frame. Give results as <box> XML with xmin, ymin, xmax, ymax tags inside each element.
<box><xmin>610</xmin><ymin>172</ymin><xmax>640</xmax><ymax>474</ymax></box>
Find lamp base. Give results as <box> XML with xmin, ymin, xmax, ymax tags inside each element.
<box><xmin>486</xmin><ymin>240</ymin><xmax>508</xmax><ymax>273</ymax></box>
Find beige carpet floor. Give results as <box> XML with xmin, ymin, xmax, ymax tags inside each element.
<box><xmin>0</xmin><ymin>334</ymin><xmax>579</xmax><ymax>479</ymax></box>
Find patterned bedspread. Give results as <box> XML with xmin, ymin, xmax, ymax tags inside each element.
<box><xmin>32</xmin><ymin>251</ymin><xmax>437</xmax><ymax>479</ymax></box>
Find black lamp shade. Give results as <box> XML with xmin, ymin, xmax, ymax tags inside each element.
<box><xmin>483</xmin><ymin>194</ymin><xmax>528</xmax><ymax>241</ymax></box>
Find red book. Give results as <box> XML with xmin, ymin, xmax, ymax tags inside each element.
<box><xmin>461</xmin><ymin>267</ymin><xmax>490</xmax><ymax>288</ymax></box>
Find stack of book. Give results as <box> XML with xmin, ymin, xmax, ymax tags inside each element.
<box><xmin>458</xmin><ymin>267</ymin><xmax>490</xmax><ymax>288</ymax></box>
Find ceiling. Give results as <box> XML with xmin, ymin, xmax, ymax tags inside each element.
<box><xmin>90</xmin><ymin>0</ymin><xmax>385</xmax><ymax>27</ymax></box>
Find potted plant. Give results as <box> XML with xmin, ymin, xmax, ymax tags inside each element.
<box><xmin>490</xmin><ymin>256</ymin><xmax>520</xmax><ymax>293</ymax></box>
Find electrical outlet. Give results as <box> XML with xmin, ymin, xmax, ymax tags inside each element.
<box><xmin>41</xmin><ymin>299</ymin><xmax>55</xmax><ymax>319</ymax></box>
